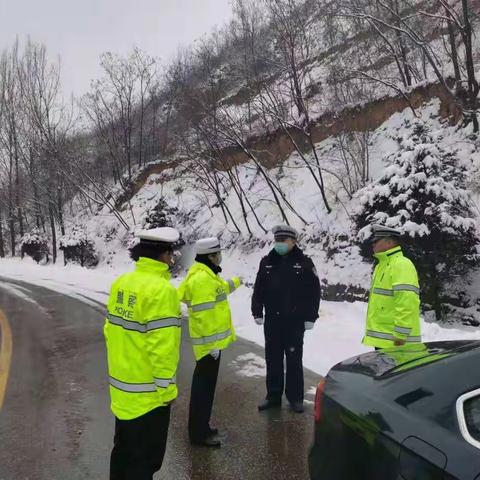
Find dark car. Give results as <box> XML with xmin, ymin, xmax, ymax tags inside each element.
<box><xmin>309</xmin><ymin>341</ymin><xmax>480</xmax><ymax>480</ymax></box>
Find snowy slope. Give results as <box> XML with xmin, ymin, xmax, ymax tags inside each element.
<box><xmin>70</xmin><ymin>99</ymin><xmax>480</xmax><ymax>296</ymax></box>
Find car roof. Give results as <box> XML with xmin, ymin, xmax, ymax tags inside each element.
<box><xmin>333</xmin><ymin>340</ymin><xmax>480</xmax><ymax>379</ymax></box>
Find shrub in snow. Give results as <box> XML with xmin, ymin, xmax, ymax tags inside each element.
<box><xmin>143</xmin><ymin>198</ymin><xmax>177</xmax><ymax>230</ymax></box>
<box><xmin>354</xmin><ymin>122</ymin><xmax>480</xmax><ymax>320</ymax></box>
<box><xmin>20</xmin><ymin>229</ymin><xmax>49</xmax><ymax>263</ymax></box>
<box><xmin>59</xmin><ymin>227</ymin><xmax>98</xmax><ymax>268</ymax></box>
<box><xmin>135</xmin><ymin>199</ymin><xmax>184</xmax><ymax>273</ymax></box>
<box><xmin>142</xmin><ymin>199</ymin><xmax>185</xmax><ymax>246</ymax></box>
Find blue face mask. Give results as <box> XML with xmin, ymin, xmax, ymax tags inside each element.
<box><xmin>274</xmin><ymin>242</ymin><xmax>290</xmax><ymax>256</ymax></box>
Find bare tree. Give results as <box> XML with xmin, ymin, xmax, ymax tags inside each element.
<box><xmin>323</xmin><ymin>131</ymin><xmax>371</xmax><ymax>200</ymax></box>
<box><xmin>17</xmin><ymin>40</ymin><xmax>74</xmax><ymax>262</ymax></box>
<box><xmin>255</xmin><ymin>0</ymin><xmax>332</xmax><ymax>213</ymax></box>
<box><xmin>132</xmin><ymin>48</ymin><xmax>158</xmax><ymax>167</ymax></box>
<box><xmin>337</xmin><ymin>0</ymin><xmax>480</xmax><ymax>130</ymax></box>
<box><xmin>82</xmin><ymin>49</ymin><xmax>159</xmax><ymax>183</ymax></box>
<box><xmin>0</xmin><ymin>42</ymin><xmax>24</xmax><ymax>255</ymax></box>
<box><xmin>213</xmin><ymin>105</ymin><xmax>309</xmax><ymax>225</ymax></box>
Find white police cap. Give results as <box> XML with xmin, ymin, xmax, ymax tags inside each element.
<box><xmin>371</xmin><ymin>223</ymin><xmax>401</xmax><ymax>240</ymax></box>
<box><xmin>272</xmin><ymin>224</ymin><xmax>299</xmax><ymax>240</ymax></box>
<box><xmin>136</xmin><ymin>227</ymin><xmax>180</xmax><ymax>244</ymax></box>
<box><xmin>195</xmin><ymin>237</ymin><xmax>222</xmax><ymax>255</ymax></box>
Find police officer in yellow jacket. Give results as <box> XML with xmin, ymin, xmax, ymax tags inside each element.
<box><xmin>179</xmin><ymin>237</ymin><xmax>242</xmax><ymax>447</ymax></box>
<box><xmin>104</xmin><ymin>227</ymin><xmax>182</xmax><ymax>479</ymax></box>
<box><xmin>364</xmin><ymin>224</ymin><xmax>421</xmax><ymax>349</ymax></box>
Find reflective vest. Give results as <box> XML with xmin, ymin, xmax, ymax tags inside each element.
<box><xmin>380</xmin><ymin>343</ymin><xmax>453</xmax><ymax>374</ymax></box>
<box><xmin>364</xmin><ymin>246</ymin><xmax>421</xmax><ymax>349</ymax></box>
<box><xmin>179</xmin><ymin>262</ymin><xmax>241</xmax><ymax>361</ymax></box>
<box><xmin>104</xmin><ymin>257</ymin><xmax>182</xmax><ymax>420</ymax></box>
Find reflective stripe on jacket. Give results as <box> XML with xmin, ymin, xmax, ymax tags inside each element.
<box><xmin>179</xmin><ymin>262</ymin><xmax>241</xmax><ymax>360</ymax></box>
<box><xmin>364</xmin><ymin>246</ymin><xmax>421</xmax><ymax>349</ymax></box>
<box><xmin>104</xmin><ymin>257</ymin><xmax>181</xmax><ymax>420</ymax></box>
<box><xmin>380</xmin><ymin>343</ymin><xmax>452</xmax><ymax>374</ymax></box>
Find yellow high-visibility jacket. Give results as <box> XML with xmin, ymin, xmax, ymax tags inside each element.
<box><xmin>364</xmin><ymin>246</ymin><xmax>421</xmax><ymax>349</ymax></box>
<box><xmin>104</xmin><ymin>257</ymin><xmax>181</xmax><ymax>420</ymax></box>
<box><xmin>381</xmin><ymin>343</ymin><xmax>452</xmax><ymax>374</ymax></box>
<box><xmin>179</xmin><ymin>262</ymin><xmax>241</xmax><ymax>360</ymax></box>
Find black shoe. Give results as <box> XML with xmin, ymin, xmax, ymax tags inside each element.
<box><xmin>290</xmin><ymin>402</ymin><xmax>304</xmax><ymax>413</ymax></box>
<box><xmin>258</xmin><ymin>399</ymin><xmax>281</xmax><ymax>411</ymax></box>
<box><xmin>191</xmin><ymin>437</ymin><xmax>222</xmax><ymax>448</ymax></box>
<box><xmin>208</xmin><ymin>426</ymin><xmax>219</xmax><ymax>436</ymax></box>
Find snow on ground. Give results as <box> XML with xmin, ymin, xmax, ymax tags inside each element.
<box><xmin>229</xmin><ymin>284</ymin><xmax>480</xmax><ymax>376</ymax></box>
<box><xmin>0</xmin><ymin>257</ymin><xmax>116</xmax><ymax>307</ymax></box>
<box><xmin>1</xmin><ymin>257</ymin><xmax>480</xmax><ymax>377</ymax></box>
<box><xmin>231</xmin><ymin>353</ymin><xmax>266</xmax><ymax>378</ymax></box>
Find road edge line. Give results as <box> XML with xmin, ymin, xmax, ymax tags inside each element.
<box><xmin>0</xmin><ymin>308</ymin><xmax>12</xmax><ymax>410</ymax></box>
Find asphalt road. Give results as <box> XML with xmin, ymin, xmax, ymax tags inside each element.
<box><xmin>0</xmin><ymin>278</ymin><xmax>320</xmax><ymax>480</ymax></box>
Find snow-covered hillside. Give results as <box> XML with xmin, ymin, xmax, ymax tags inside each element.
<box><xmin>69</xmin><ymin>101</ymin><xmax>480</xmax><ymax>288</ymax></box>
<box><xmin>61</xmin><ymin>99</ymin><xmax>480</xmax><ymax>323</ymax></box>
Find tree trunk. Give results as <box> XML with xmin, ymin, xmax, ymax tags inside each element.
<box><xmin>431</xmin><ymin>279</ymin><xmax>442</xmax><ymax>321</ymax></box>
<box><xmin>0</xmin><ymin>211</ymin><xmax>5</xmax><ymax>258</ymax></box>
<box><xmin>232</xmin><ymin>169</ymin><xmax>268</xmax><ymax>234</ymax></box>
<box><xmin>6</xmin><ymin>190</ymin><xmax>14</xmax><ymax>256</ymax></box>
<box><xmin>255</xmin><ymin>162</ymin><xmax>290</xmax><ymax>224</ymax></box>
<box><xmin>49</xmin><ymin>204</ymin><xmax>57</xmax><ymax>264</ymax></box>
<box><xmin>139</xmin><ymin>96</ymin><xmax>145</xmax><ymax>167</ymax></box>
<box><xmin>393</xmin><ymin>0</ymin><xmax>412</xmax><ymax>87</ymax></box>
<box><xmin>13</xmin><ymin>128</ymin><xmax>24</xmax><ymax>237</ymax></box>
<box><xmin>228</xmin><ymin>170</ymin><xmax>252</xmax><ymax>236</ymax></box>
<box><xmin>162</xmin><ymin>107</ymin><xmax>172</xmax><ymax>156</ymax></box>
<box><xmin>307</xmin><ymin>132</ymin><xmax>332</xmax><ymax>213</ymax></box>
<box><xmin>29</xmin><ymin>148</ymin><xmax>42</xmax><ymax>230</ymax></box>
<box><xmin>57</xmin><ymin>189</ymin><xmax>66</xmax><ymax>236</ymax></box>
<box><xmin>446</xmin><ymin>9</ymin><xmax>461</xmax><ymax>85</ymax></box>
<box><xmin>210</xmin><ymin>170</ymin><xmax>230</xmax><ymax>225</ymax></box>
<box><xmin>462</xmin><ymin>0</ymin><xmax>479</xmax><ymax>132</ymax></box>
<box><xmin>9</xmin><ymin>214</ymin><xmax>15</xmax><ymax>257</ymax></box>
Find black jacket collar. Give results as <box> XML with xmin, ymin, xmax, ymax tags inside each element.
<box><xmin>195</xmin><ymin>254</ymin><xmax>222</xmax><ymax>274</ymax></box>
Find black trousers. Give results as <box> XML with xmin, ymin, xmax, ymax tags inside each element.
<box><xmin>110</xmin><ymin>405</ymin><xmax>171</xmax><ymax>480</ymax></box>
<box><xmin>264</xmin><ymin>322</ymin><xmax>304</xmax><ymax>404</ymax></box>
<box><xmin>188</xmin><ymin>352</ymin><xmax>221</xmax><ymax>441</ymax></box>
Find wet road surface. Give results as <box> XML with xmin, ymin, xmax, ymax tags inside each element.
<box><xmin>0</xmin><ymin>278</ymin><xmax>321</xmax><ymax>479</ymax></box>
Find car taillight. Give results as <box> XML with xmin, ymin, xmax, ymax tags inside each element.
<box><xmin>314</xmin><ymin>378</ymin><xmax>327</xmax><ymax>423</ymax></box>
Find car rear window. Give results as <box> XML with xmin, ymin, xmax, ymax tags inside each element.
<box><xmin>464</xmin><ymin>396</ymin><xmax>480</xmax><ymax>443</ymax></box>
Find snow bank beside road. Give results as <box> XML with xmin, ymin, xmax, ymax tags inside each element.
<box><xmin>1</xmin><ymin>257</ymin><xmax>479</xmax><ymax>376</ymax></box>
<box><xmin>0</xmin><ymin>257</ymin><xmax>116</xmax><ymax>306</ymax></box>
<box><xmin>230</xmin><ymin>287</ymin><xmax>480</xmax><ymax>376</ymax></box>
